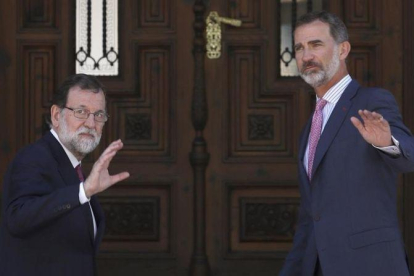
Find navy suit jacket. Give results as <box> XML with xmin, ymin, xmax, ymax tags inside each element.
<box><xmin>0</xmin><ymin>131</ymin><xmax>105</xmax><ymax>276</ymax></box>
<box><xmin>280</xmin><ymin>80</ymin><xmax>414</xmax><ymax>276</ymax></box>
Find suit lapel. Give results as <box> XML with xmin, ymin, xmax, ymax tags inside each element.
<box><xmin>44</xmin><ymin>132</ymin><xmax>80</xmax><ymax>187</ymax></box>
<box><xmin>44</xmin><ymin>131</ymin><xmax>96</xmax><ymax>244</ymax></box>
<box><xmin>311</xmin><ymin>80</ymin><xmax>360</xmax><ymax>178</ymax></box>
<box><xmin>298</xmin><ymin>116</ymin><xmax>313</xmax><ymax>194</ymax></box>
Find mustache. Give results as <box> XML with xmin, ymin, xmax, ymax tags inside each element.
<box><xmin>76</xmin><ymin>127</ymin><xmax>98</xmax><ymax>138</ymax></box>
<box><xmin>301</xmin><ymin>61</ymin><xmax>322</xmax><ymax>73</ymax></box>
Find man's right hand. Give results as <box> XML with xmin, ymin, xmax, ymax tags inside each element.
<box><xmin>83</xmin><ymin>139</ymin><xmax>130</xmax><ymax>198</ymax></box>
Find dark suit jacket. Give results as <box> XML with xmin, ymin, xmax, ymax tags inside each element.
<box><xmin>0</xmin><ymin>131</ymin><xmax>105</xmax><ymax>276</ymax></box>
<box><xmin>280</xmin><ymin>80</ymin><xmax>414</xmax><ymax>276</ymax></box>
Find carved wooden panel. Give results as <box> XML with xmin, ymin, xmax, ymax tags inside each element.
<box><xmin>1</xmin><ymin>0</ymin><xmax>407</xmax><ymax>275</ymax></box>
<box><xmin>107</xmin><ymin>44</ymin><xmax>174</xmax><ymax>161</ymax></box>
<box><xmin>240</xmin><ymin>198</ymin><xmax>297</xmax><ymax>242</ymax></box>
<box><xmin>224</xmin><ymin>182</ymin><xmax>299</xmax><ymax>257</ymax></box>
<box><xmin>133</xmin><ymin>0</ymin><xmax>174</xmax><ymax>30</ymax></box>
<box><xmin>102</xmin><ymin>196</ymin><xmax>160</xmax><ymax>241</ymax></box>
<box><xmin>20</xmin><ymin>42</ymin><xmax>58</xmax><ymax>144</ymax></box>
<box><xmin>343</xmin><ymin>0</ymin><xmax>380</xmax><ymax>30</ymax></box>
<box><xmin>347</xmin><ymin>43</ymin><xmax>380</xmax><ymax>88</ymax></box>
<box><xmin>225</xmin><ymin>45</ymin><xmax>294</xmax><ymax>162</ymax></box>
<box><xmin>19</xmin><ymin>0</ymin><xmax>60</xmax><ymax>31</ymax></box>
<box><xmin>99</xmin><ymin>182</ymin><xmax>173</xmax><ymax>255</ymax></box>
<box><xmin>227</xmin><ymin>0</ymin><xmax>263</xmax><ymax>30</ymax></box>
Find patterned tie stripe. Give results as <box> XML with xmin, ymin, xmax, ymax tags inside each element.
<box><xmin>307</xmin><ymin>99</ymin><xmax>327</xmax><ymax>180</ymax></box>
<box><xmin>75</xmin><ymin>164</ymin><xmax>85</xmax><ymax>182</ymax></box>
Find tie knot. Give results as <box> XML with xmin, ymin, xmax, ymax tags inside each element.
<box><xmin>75</xmin><ymin>164</ymin><xmax>85</xmax><ymax>182</ymax></box>
<box><xmin>316</xmin><ymin>99</ymin><xmax>327</xmax><ymax>111</ymax></box>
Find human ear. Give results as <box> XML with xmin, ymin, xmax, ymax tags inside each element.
<box><xmin>50</xmin><ymin>105</ymin><xmax>61</xmax><ymax>128</ymax></box>
<box><xmin>339</xmin><ymin>41</ymin><xmax>351</xmax><ymax>60</ymax></box>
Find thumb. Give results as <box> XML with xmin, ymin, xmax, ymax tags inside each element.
<box><xmin>110</xmin><ymin>172</ymin><xmax>130</xmax><ymax>185</ymax></box>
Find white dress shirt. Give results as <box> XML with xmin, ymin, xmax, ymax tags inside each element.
<box><xmin>50</xmin><ymin>129</ymin><xmax>97</xmax><ymax>237</ymax></box>
<box><xmin>303</xmin><ymin>75</ymin><xmax>400</xmax><ymax>174</ymax></box>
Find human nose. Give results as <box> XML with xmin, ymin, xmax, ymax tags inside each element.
<box><xmin>83</xmin><ymin>113</ymin><xmax>96</xmax><ymax>128</ymax></box>
<box><xmin>301</xmin><ymin>48</ymin><xmax>314</xmax><ymax>62</ymax></box>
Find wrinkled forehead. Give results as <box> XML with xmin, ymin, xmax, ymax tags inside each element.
<box><xmin>294</xmin><ymin>20</ymin><xmax>333</xmax><ymax>44</ymax></box>
<box><xmin>66</xmin><ymin>86</ymin><xmax>106</xmax><ymax>111</ymax></box>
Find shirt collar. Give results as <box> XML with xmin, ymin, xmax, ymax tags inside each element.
<box><xmin>50</xmin><ymin>129</ymin><xmax>80</xmax><ymax>168</ymax></box>
<box><xmin>318</xmin><ymin>74</ymin><xmax>352</xmax><ymax>104</ymax></box>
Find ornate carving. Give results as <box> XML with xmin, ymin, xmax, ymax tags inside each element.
<box><xmin>190</xmin><ymin>0</ymin><xmax>211</xmax><ymax>275</ymax></box>
<box><xmin>101</xmin><ymin>197</ymin><xmax>160</xmax><ymax>240</ymax></box>
<box><xmin>344</xmin><ymin>0</ymin><xmax>379</xmax><ymax>30</ymax></box>
<box><xmin>348</xmin><ymin>45</ymin><xmax>378</xmax><ymax>87</ymax></box>
<box><xmin>240</xmin><ymin>199</ymin><xmax>297</xmax><ymax>241</ymax></box>
<box><xmin>21</xmin><ymin>44</ymin><xmax>56</xmax><ymax>144</ymax></box>
<box><xmin>248</xmin><ymin>115</ymin><xmax>274</xmax><ymax>140</ymax></box>
<box><xmin>225</xmin><ymin>45</ymin><xmax>295</xmax><ymax>162</ymax></box>
<box><xmin>20</xmin><ymin>0</ymin><xmax>59</xmax><ymax>31</ymax></box>
<box><xmin>191</xmin><ymin>0</ymin><xmax>207</xmax><ymax>131</ymax></box>
<box><xmin>135</xmin><ymin>0</ymin><xmax>172</xmax><ymax>29</ymax></box>
<box><xmin>228</xmin><ymin>0</ymin><xmax>261</xmax><ymax>29</ymax></box>
<box><xmin>125</xmin><ymin>113</ymin><xmax>152</xmax><ymax>140</ymax></box>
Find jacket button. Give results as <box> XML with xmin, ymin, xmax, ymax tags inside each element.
<box><xmin>314</xmin><ymin>214</ymin><xmax>321</xmax><ymax>221</ymax></box>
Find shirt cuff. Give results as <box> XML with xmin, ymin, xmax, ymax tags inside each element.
<box><xmin>373</xmin><ymin>136</ymin><xmax>401</xmax><ymax>156</ymax></box>
<box><xmin>79</xmin><ymin>183</ymin><xmax>90</xmax><ymax>204</ymax></box>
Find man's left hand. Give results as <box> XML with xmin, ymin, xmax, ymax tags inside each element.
<box><xmin>83</xmin><ymin>139</ymin><xmax>130</xmax><ymax>198</ymax></box>
<box><xmin>350</xmin><ymin>110</ymin><xmax>392</xmax><ymax>147</ymax></box>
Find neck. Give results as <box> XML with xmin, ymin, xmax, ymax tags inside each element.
<box><xmin>314</xmin><ymin>67</ymin><xmax>348</xmax><ymax>98</ymax></box>
<box><xmin>72</xmin><ymin>151</ymin><xmax>85</xmax><ymax>162</ymax></box>
<box><xmin>62</xmin><ymin>141</ymin><xmax>85</xmax><ymax>161</ymax></box>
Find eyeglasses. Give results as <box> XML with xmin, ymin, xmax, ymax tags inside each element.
<box><xmin>64</xmin><ymin>107</ymin><xmax>109</xmax><ymax>122</ymax></box>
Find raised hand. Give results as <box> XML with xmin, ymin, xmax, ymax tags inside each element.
<box><xmin>350</xmin><ymin>110</ymin><xmax>392</xmax><ymax>147</ymax></box>
<box><xmin>83</xmin><ymin>139</ymin><xmax>130</xmax><ymax>198</ymax></box>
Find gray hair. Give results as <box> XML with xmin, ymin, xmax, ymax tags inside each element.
<box><xmin>295</xmin><ymin>11</ymin><xmax>349</xmax><ymax>43</ymax></box>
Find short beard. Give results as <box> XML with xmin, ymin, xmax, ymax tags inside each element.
<box><xmin>299</xmin><ymin>46</ymin><xmax>340</xmax><ymax>88</ymax></box>
<box><xmin>58</xmin><ymin>111</ymin><xmax>101</xmax><ymax>157</ymax></box>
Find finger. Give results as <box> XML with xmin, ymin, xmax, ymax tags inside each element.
<box><xmin>98</xmin><ymin>140</ymin><xmax>124</xmax><ymax>161</ymax></box>
<box><xmin>101</xmin><ymin>139</ymin><xmax>123</xmax><ymax>156</ymax></box>
<box><xmin>350</xmin><ymin>117</ymin><xmax>365</xmax><ymax>132</ymax></box>
<box><xmin>371</xmin><ymin>111</ymin><xmax>383</xmax><ymax>121</ymax></box>
<box><xmin>365</xmin><ymin>111</ymin><xmax>389</xmax><ymax>128</ymax></box>
<box><xmin>362</xmin><ymin>110</ymin><xmax>375</xmax><ymax>121</ymax></box>
<box><xmin>110</xmin><ymin>172</ymin><xmax>130</xmax><ymax>185</ymax></box>
<box><xmin>93</xmin><ymin>140</ymin><xmax>124</xmax><ymax>172</ymax></box>
<box><xmin>100</xmin><ymin>144</ymin><xmax>122</xmax><ymax>160</ymax></box>
<box><xmin>358</xmin><ymin>110</ymin><xmax>369</xmax><ymax>122</ymax></box>
<box><xmin>98</xmin><ymin>151</ymin><xmax>118</xmax><ymax>168</ymax></box>
<box><xmin>91</xmin><ymin>152</ymin><xmax>117</xmax><ymax>174</ymax></box>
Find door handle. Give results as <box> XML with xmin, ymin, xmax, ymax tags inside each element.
<box><xmin>206</xmin><ymin>11</ymin><xmax>242</xmax><ymax>59</ymax></box>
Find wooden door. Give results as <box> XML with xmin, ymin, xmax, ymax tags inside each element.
<box><xmin>0</xmin><ymin>0</ymin><xmax>411</xmax><ymax>275</ymax></box>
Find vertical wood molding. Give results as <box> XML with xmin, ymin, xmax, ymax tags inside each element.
<box><xmin>189</xmin><ymin>0</ymin><xmax>210</xmax><ymax>275</ymax></box>
<box><xmin>403</xmin><ymin>0</ymin><xmax>414</xmax><ymax>269</ymax></box>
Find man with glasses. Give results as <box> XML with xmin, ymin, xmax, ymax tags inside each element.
<box><xmin>0</xmin><ymin>74</ymin><xmax>130</xmax><ymax>275</ymax></box>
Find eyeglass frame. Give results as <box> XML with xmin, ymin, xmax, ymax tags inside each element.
<box><xmin>63</xmin><ymin>106</ymin><xmax>109</xmax><ymax>123</ymax></box>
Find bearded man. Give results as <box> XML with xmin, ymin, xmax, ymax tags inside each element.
<box><xmin>0</xmin><ymin>74</ymin><xmax>129</xmax><ymax>276</ymax></box>
<box><xmin>279</xmin><ymin>11</ymin><xmax>414</xmax><ymax>276</ymax></box>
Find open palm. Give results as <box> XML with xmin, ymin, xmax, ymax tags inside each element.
<box><xmin>84</xmin><ymin>139</ymin><xmax>130</xmax><ymax>197</ymax></box>
<box><xmin>350</xmin><ymin>110</ymin><xmax>392</xmax><ymax>147</ymax></box>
